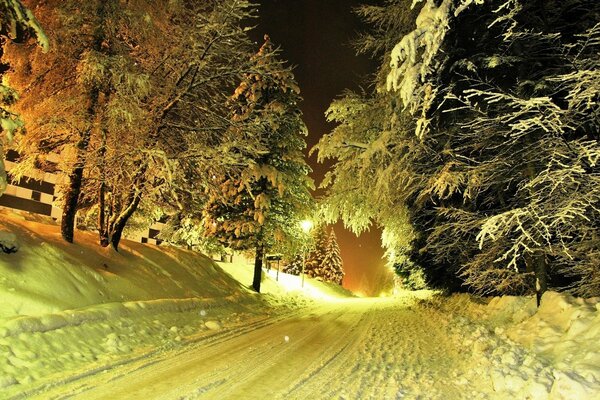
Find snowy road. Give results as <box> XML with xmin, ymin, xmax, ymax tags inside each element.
<box><xmin>37</xmin><ymin>296</ymin><xmax>518</xmax><ymax>400</ymax></box>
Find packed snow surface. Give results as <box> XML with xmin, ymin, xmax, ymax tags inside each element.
<box><xmin>1</xmin><ymin>210</ymin><xmax>599</xmax><ymax>399</ymax></box>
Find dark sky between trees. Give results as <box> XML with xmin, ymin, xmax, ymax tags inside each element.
<box><xmin>250</xmin><ymin>0</ymin><xmax>392</xmax><ymax>294</ymax></box>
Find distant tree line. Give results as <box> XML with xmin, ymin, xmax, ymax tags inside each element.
<box><xmin>316</xmin><ymin>0</ymin><xmax>600</xmax><ymax>301</ymax></box>
<box><xmin>283</xmin><ymin>225</ymin><xmax>344</xmax><ymax>286</ymax></box>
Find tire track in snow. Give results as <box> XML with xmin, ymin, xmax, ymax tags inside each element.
<box><xmin>30</xmin><ymin>297</ymin><xmax>560</xmax><ymax>399</ymax></box>
<box><xmin>195</xmin><ymin>309</ymin><xmax>367</xmax><ymax>400</ymax></box>
<box><xmin>22</xmin><ymin>311</ymin><xmax>297</xmax><ymax>400</ymax></box>
<box><xmin>274</xmin><ymin>300</ymin><xmax>466</xmax><ymax>400</ymax></box>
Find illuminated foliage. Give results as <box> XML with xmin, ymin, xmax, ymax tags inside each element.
<box><xmin>4</xmin><ymin>0</ymin><xmax>262</xmax><ymax>250</ymax></box>
<box><xmin>202</xmin><ymin>36</ymin><xmax>314</xmax><ymax>292</ymax></box>
<box><xmin>0</xmin><ymin>0</ymin><xmax>47</xmax><ymax>194</ymax></box>
<box><xmin>318</xmin><ymin>0</ymin><xmax>600</xmax><ymax>298</ymax></box>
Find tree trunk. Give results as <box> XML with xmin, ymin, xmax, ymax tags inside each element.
<box><xmin>533</xmin><ymin>252</ymin><xmax>548</xmax><ymax>307</ymax></box>
<box><xmin>98</xmin><ymin>127</ymin><xmax>109</xmax><ymax>247</ymax></box>
<box><xmin>526</xmin><ymin>252</ymin><xmax>548</xmax><ymax>307</ymax></box>
<box><xmin>252</xmin><ymin>244</ymin><xmax>264</xmax><ymax>293</ymax></box>
<box><xmin>61</xmin><ymin>126</ymin><xmax>93</xmax><ymax>243</ymax></box>
<box><xmin>98</xmin><ymin>181</ymin><xmax>109</xmax><ymax>247</ymax></box>
<box><xmin>108</xmin><ymin>161</ymin><xmax>148</xmax><ymax>250</ymax></box>
<box><xmin>524</xmin><ymin>159</ymin><xmax>548</xmax><ymax>306</ymax></box>
<box><xmin>109</xmin><ymin>188</ymin><xmax>143</xmax><ymax>251</ymax></box>
<box><xmin>61</xmin><ymin>1</ymin><xmax>107</xmax><ymax>243</ymax></box>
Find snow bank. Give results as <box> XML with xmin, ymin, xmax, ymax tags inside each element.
<box><xmin>504</xmin><ymin>292</ymin><xmax>600</xmax><ymax>397</ymax></box>
<box><xmin>217</xmin><ymin>259</ymin><xmax>354</xmax><ymax>309</ymax></box>
<box><xmin>444</xmin><ymin>291</ymin><xmax>600</xmax><ymax>399</ymax></box>
<box><xmin>0</xmin><ymin>210</ymin><xmax>248</xmax><ymax>319</ymax></box>
<box><xmin>0</xmin><ymin>296</ymin><xmax>240</xmax><ymax>337</ymax></box>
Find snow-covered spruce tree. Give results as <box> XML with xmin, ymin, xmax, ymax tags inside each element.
<box><xmin>303</xmin><ymin>225</ymin><xmax>329</xmax><ymax>279</ymax></box>
<box><xmin>0</xmin><ymin>0</ymin><xmax>47</xmax><ymax>195</ymax></box>
<box><xmin>202</xmin><ymin>36</ymin><xmax>314</xmax><ymax>293</ymax></box>
<box><xmin>314</xmin><ymin>0</ymin><xmax>434</xmax><ymax>289</ymax></box>
<box><xmin>314</xmin><ymin>87</ymin><xmax>433</xmax><ymax>287</ymax></box>
<box><xmin>383</xmin><ymin>0</ymin><xmax>600</xmax><ymax>300</ymax></box>
<box><xmin>317</xmin><ymin>0</ymin><xmax>600</xmax><ymax>299</ymax></box>
<box><xmin>282</xmin><ymin>254</ymin><xmax>303</xmax><ymax>276</ymax></box>
<box><xmin>320</xmin><ymin>228</ymin><xmax>344</xmax><ymax>285</ymax></box>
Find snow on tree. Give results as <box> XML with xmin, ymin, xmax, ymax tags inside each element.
<box><xmin>386</xmin><ymin>0</ymin><xmax>486</xmax><ymax>139</ymax></box>
<box><xmin>4</xmin><ymin>1</ymin><xmax>260</xmax><ymax>250</ymax></box>
<box><xmin>3</xmin><ymin>0</ymin><xmax>152</xmax><ymax>245</ymax></box>
<box><xmin>320</xmin><ymin>228</ymin><xmax>344</xmax><ymax>285</ymax></box>
<box><xmin>303</xmin><ymin>225</ymin><xmax>329</xmax><ymax>279</ymax></box>
<box><xmin>282</xmin><ymin>255</ymin><xmax>303</xmax><ymax>276</ymax></box>
<box><xmin>398</xmin><ymin>0</ymin><xmax>600</xmax><ymax>301</ymax></box>
<box><xmin>202</xmin><ymin>36</ymin><xmax>314</xmax><ymax>293</ymax></box>
<box><xmin>293</xmin><ymin>225</ymin><xmax>344</xmax><ymax>285</ymax></box>
<box><xmin>102</xmin><ymin>0</ymin><xmax>262</xmax><ymax>251</ymax></box>
<box><xmin>317</xmin><ymin>0</ymin><xmax>600</xmax><ymax>299</ymax></box>
<box><xmin>0</xmin><ymin>0</ymin><xmax>47</xmax><ymax>195</ymax></box>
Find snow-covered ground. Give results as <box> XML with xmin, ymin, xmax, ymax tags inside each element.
<box><xmin>444</xmin><ymin>292</ymin><xmax>600</xmax><ymax>398</ymax></box>
<box><xmin>1</xmin><ymin>209</ymin><xmax>599</xmax><ymax>399</ymax></box>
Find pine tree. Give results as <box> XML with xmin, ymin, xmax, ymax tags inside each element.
<box><xmin>282</xmin><ymin>255</ymin><xmax>303</xmax><ymax>276</ymax></box>
<box><xmin>320</xmin><ymin>228</ymin><xmax>344</xmax><ymax>285</ymax></box>
<box><xmin>303</xmin><ymin>225</ymin><xmax>329</xmax><ymax>279</ymax></box>
<box><xmin>384</xmin><ymin>0</ymin><xmax>600</xmax><ymax>300</ymax></box>
<box><xmin>203</xmin><ymin>36</ymin><xmax>314</xmax><ymax>293</ymax></box>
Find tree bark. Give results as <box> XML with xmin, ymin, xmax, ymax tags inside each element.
<box><xmin>526</xmin><ymin>251</ymin><xmax>548</xmax><ymax>307</ymax></box>
<box><xmin>61</xmin><ymin>123</ymin><xmax>94</xmax><ymax>243</ymax></box>
<box><xmin>60</xmin><ymin>1</ymin><xmax>107</xmax><ymax>243</ymax></box>
<box><xmin>108</xmin><ymin>161</ymin><xmax>148</xmax><ymax>251</ymax></box>
<box><xmin>99</xmin><ymin>182</ymin><xmax>109</xmax><ymax>247</ymax></box>
<box><xmin>98</xmin><ymin>127</ymin><xmax>109</xmax><ymax>247</ymax></box>
<box><xmin>252</xmin><ymin>244</ymin><xmax>264</xmax><ymax>293</ymax></box>
<box><xmin>533</xmin><ymin>252</ymin><xmax>548</xmax><ymax>307</ymax></box>
<box><xmin>109</xmin><ymin>188</ymin><xmax>143</xmax><ymax>251</ymax></box>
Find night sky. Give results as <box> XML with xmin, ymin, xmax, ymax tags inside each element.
<box><xmin>250</xmin><ymin>0</ymin><xmax>392</xmax><ymax>294</ymax></box>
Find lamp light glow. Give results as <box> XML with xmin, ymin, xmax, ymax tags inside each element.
<box><xmin>300</xmin><ymin>219</ymin><xmax>313</xmax><ymax>233</ymax></box>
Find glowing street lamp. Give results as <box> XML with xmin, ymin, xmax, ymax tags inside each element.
<box><xmin>301</xmin><ymin>219</ymin><xmax>313</xmax><ymax>233</ymax></box>
<box><xmin>300</xmin><ymin>219</ymin><xmax>313</xmax><ymax>288</ymax></box>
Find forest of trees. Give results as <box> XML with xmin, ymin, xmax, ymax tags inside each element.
<box><xmin>316</xmin><ymin>0</ymin><xmax>600</xmax><ymax>301</ymax></box>
<box><xmin>0</xmin><ymin>0</ymin><xmax>313</xmax><ymax>292</ymax></box>
<box><xmin>2</xmin><ymin>0</ymin><xmax>600</xmax><ymax>300</ymax></box>
<box><xmin>283</xmin><ymin>226</ymin><xmax>345</xmax><ymax>285</ymax></box>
